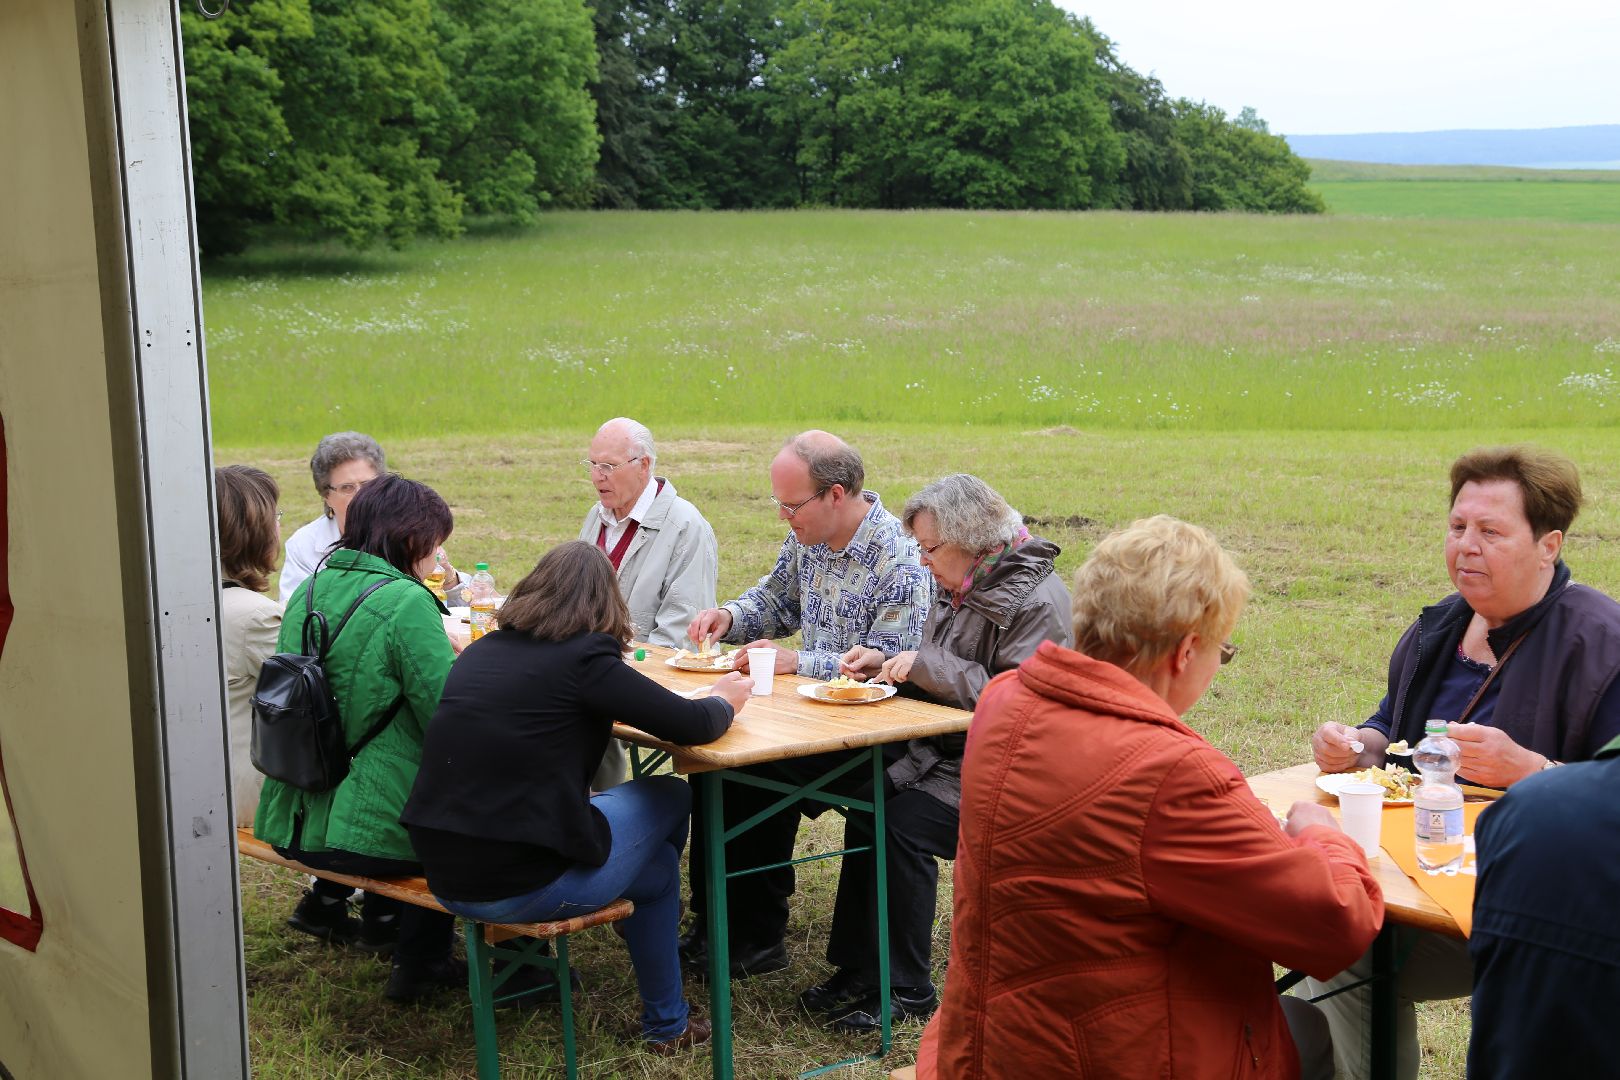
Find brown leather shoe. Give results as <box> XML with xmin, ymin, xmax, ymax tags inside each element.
<box><xmin>648</xmin><ymin>1017</ymin><xmax>712</xmax><ymax>1056</ymax></box>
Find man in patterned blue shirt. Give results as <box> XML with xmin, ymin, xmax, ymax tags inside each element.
<box><xmin>682</xmin><ymin>431</ymin><xmax>932</xmax><ymax>976</ymax></box>
<box><xmin>687</xmin><ymin>430</ymin><xmax>931</xmax><ymax>679</ymax></box>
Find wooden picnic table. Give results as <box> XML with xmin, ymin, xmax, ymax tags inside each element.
<box><xmin>613</xmin><ymin>643</ymin><xmax>973</xmax><ymax>1080</ymax></box>
<box><xmin>1247</xmin><ymin>762</ymin><xmax>1499</xmax><ymax>1080</ymax></box>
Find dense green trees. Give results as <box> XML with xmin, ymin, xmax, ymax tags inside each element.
<box><xmin>182</xmin><ymin>0</ymin><xmax>1320</xmax><ymax>251</ymax></box>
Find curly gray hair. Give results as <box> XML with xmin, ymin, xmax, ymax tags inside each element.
<box><xmin>902</xmin><ymin>474</ymin><xmax>1023</xmax><ymax>555</ymax></box>
<box><xmin>310</xmin><ymin>431</ymin><xmax>386</xmax><ymax>506</ymax></box>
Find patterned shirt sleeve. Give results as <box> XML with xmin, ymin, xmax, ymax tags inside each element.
<box><xmin>862</xmin><ymin>561</ymin><xmax>932</xmax><ymax>655</ymax></box>
<box><xmin>723</xmin><ymin>537</ymin><xmax>803</xmax><ymax>644</ymax></box>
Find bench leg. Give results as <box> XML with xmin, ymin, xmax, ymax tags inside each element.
<box><xmin>465</xmin><ymin>920</ymin><xmax>501</xmax><ymax>1080</ymax></box>
<box><xmin>556</xmin><ymin>935</ymin><xmax>578</xmax><ymax>1078</ymax></box>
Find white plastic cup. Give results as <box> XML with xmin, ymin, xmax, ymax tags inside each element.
<box><xmin>747</xmin><ymin>649</ymin><xmax>777</xmax><ymax>696</ymax></box>
<box><xmin>1337</xmin><ymin>782</ymin><xmax>1385</xmax><ymax>858</ymax></box>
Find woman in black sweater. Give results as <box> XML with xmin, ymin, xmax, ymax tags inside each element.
<box><xmin>402</xmin><ymin>541</ymin><xmax>752</xmax><ymax>1054</ymax></box>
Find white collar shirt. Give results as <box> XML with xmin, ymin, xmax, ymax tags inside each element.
<box><xmin>592</xmin><ymin>476</ymin><xmax>658</xmax><ymax>551</ymax></box>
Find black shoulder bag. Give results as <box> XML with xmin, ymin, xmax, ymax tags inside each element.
<box><xmin>250</xmin><ymin>572</ymin><xmax>404</xmax><ymax>792</ymax></box>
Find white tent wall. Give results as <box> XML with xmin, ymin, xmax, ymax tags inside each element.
<box><xmin>0</xmin><ymin>1</ymin><xmax>247</xmax><ymax>1077</ymax></box>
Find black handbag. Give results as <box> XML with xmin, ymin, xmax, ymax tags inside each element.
<box><xmin>250</xmin><ymin>572</ymin><xmax>403</xmax><ymax>793</ymax></box>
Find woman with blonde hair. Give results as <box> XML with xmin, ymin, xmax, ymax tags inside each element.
<box><xmin>918</xmin><ymin>515</ymin><xmax>1382</xmax><ymax>1080</ymax></box>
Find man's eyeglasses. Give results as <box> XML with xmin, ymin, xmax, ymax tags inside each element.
<box><xmin>769</xmin><ymin>487</ymin><xmax>829</xmax><ymax>517</ymax></box>
<box><xmin>582</xmin><ymin>456</ymin><xmax>643</xmax><ymax>477</ymax></box>
<box><xmin>1219</xmin><ymin>641</ymin><xmax>1239</xmax><ymax>665</ymax></box>
<box><xmin>326</xmin><ymin>478</ymin><xmax>376</xmax><ymax>497</ymax></box>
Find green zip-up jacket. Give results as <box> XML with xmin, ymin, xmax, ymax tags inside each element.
<box><xmin>253</xmin><ymin>549</ymin><xmax>453</xmax><ymax>862</ymax></box>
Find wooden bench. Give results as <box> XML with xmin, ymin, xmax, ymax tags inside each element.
<box><xmin>237</xmin><ymin>828</ymin><xmax>633</xmax><ymax>1079</ymax></box>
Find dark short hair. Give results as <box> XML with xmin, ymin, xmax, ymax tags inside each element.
<box><xmin>498</xmin><ymin>541</ymin><xmax>633</xmax><ymax>645</ymax></box>
<box><xmin>339</xmin><ymin>474</ymin><xmax>452</xmax><ymax>578</ymax></box>
<box><xmin>216</xmin><ymin>465</ymin><xmax>280</xmax><ymax>593</ymax></box>
<box><xmin>1450</xmin><ymin>446</ymin><xmax>1582</xmax><ymax>539</ymax></box>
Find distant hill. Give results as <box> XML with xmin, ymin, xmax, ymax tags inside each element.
<box><xmin>1306</xmin><ymin>159</ymin><xmax>1620</xmax><ymax>183</ymax></box>
<box><xmin>1284</xmin><ymin>125</ymin><xmax>1620</xmax><ymax>169</ymax></box>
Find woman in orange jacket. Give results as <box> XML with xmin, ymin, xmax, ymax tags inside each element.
<box><xmin>918</xmin><ymin>515</ymin><xmax>1383</xmax><ymax>1080</ymax></box>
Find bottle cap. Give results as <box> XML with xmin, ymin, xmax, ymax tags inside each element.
<box><xmin>1425</xmin><ymin>720</ymin><xmax>1448</xmax><ymax>735</ymax></box>
<box><xmin>475</xmin><ymin>562</ymin><xmax>489</xmax><ymax>571</ymax></box>
<box><xmin>634</xmin><ymin>648</ymin><xmax>647</xmax><ymax>662</ymax></box>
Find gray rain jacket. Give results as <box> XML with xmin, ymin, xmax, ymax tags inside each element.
<box><xmin>888</xmin><ymin>535</ymin><xmax>1072</xmax><ymax>808</ymax></box>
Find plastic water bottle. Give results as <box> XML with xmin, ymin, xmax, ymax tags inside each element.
<box><xmin>1413</xmin><ymin>720</ymin><xmax>1464</xmax><ymax>875</ymax></box>
<box><xmin>468</xmin><ymin>562</ymin><xmax>497</xmax><ymax>641</ymax></box>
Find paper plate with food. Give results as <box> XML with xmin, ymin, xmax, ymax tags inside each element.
<box><xmin>1316</xmin><ymin>763</ymin><xmax>1417</xmax><ymax>804</ymax></box>
<box><xmin>666</xmin><ymin>644</ymin><xmax>737</xmax><ymax>672</ymax></box>
<box><xmin>798</xmin><ymin>675</ymin><xmax>897</xmax><ymax>705</ymax></box>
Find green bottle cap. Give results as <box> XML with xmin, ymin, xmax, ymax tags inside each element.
<box><xmin>475</xmin><ymin>562</ymin><xmax>489</xmax><ymax>571</ymax></box>
<box><xmin>1425</xmin><ymin>720</ymin><xmax>1448</xmax><ymax>735</ymax></box>
<box><xmin>634</xmin><ymin>648</ymin><xmax>647</xmax><ymax>662</ymax></box>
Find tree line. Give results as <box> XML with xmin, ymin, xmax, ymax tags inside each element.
<box><xmin>183</xmin><ymin>0</ymin><xmax>1322</xmax><ymax>253</ymax></box>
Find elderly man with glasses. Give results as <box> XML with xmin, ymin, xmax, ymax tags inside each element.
<box><xmin>577</xmin><ymin>417</ymin><xmax>719</xmax><ymax>789</ymax></box>
<box><xmin>680</xmin><ymin>430</ymin><xmax>932</xmax><ymax>977</ymax></box>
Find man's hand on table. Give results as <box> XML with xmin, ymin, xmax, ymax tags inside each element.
<box><xmin>1284</xmin><ymin>801</ymin><xmax>1340</xmax><ymax>838</ymax></box>
<box><xmin>1312</xmin><ymin>722</ymin><xmax>1385</xmax><ymax>772</ymax></box>
<box><xmin>734</xmin><ymin>640</ymin><xmax>798</xmax><ymax>675</ymax></box>
<box><xmin>687</xmin><ymin>608</ymin><xmax>733</xmax><ymax>645</ymax></box>
<box><xmin>1448</xmin><ymin>723</ymin><xmax>1545</xmax><ymax>787</ymax></box>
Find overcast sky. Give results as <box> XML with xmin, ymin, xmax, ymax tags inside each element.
<box><xmin>1055</xmin><ymin>0</ymin><xmax>1619</xmax><ymax>135</ymax></box>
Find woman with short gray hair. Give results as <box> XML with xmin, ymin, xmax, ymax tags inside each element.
<box><xmin>803</xmin><ymin>474</ymin><xmax>1072</xmax><ymax>1033</ymax></box>
<box><xmin>279</xmin><ymin>431</ymin><xmax>387</xmax><ymax>602</ymax></box>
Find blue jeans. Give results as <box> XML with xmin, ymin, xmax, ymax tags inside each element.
<box><xmin>441</xmin><ymin>775</ymin><xmax>693</xmax><ymax>1042</ymax></box>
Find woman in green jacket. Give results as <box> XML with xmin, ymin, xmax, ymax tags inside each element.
<box><xmin>253</xmin><ymin>474</ymin><xmax>460</xmax><ymax>1003</ymax></box>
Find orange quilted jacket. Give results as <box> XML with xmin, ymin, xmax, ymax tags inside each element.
<box><xmin>918</xmin><ymin>642</ymin><xmax>1383</xmax><ymax>1079</ymax></box>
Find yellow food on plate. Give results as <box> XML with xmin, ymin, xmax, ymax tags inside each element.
<box><xmin>819</xmin><ymin>675</ymin><xmax>885</xmax><ymax>701</ymax></box>
<box><xmin>1352</xmin><ymin>763</ymin><xmax>1417</xmax><ymax>801</ymax></box>
<box><xmin>1385</xmin><ymin>739</ymin><xmax>1411</xmax><ymax>755</ymax></box>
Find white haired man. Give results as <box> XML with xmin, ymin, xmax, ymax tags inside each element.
<box><xmin>578</xmin><ymin>417</ymin><xmax>718</xmax><ymax>789</ymax></box>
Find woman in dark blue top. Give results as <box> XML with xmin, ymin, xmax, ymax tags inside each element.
<box><xmin>402</xmin><ymin>541</ymin><xmax>753</xmax><ymax>1055</ymax></box>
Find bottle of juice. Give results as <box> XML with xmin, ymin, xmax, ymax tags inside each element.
<box><xmin>423</xmin><ymin>551</ymin><xmax>449</xmax><ymax>602</ymax></box>
<box><xmin>468</xmin><ymin>562</ymin><xmax>497</xmax><ymax>641</ymax></box>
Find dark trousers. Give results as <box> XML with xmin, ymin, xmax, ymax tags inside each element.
<box><xmin>688</xmin><ymin>749</ymin><xmax>870</xmax><ymax>948</ymax></box>
<box><xmin>826</xmin><ymin>782</ymin><xmax>958</xmax><ymax>990</ymax></box>
<box><xmin>277</xmin><ymin>844</ymin><xmax>455</xmax><ymax>966</ymax></box>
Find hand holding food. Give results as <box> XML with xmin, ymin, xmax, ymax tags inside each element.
<box><xmin>839</xmin><ymin>644</ymin><xmax>885</xmax><ymax>680</ymax></box>
<box><xmin>1312</xmin><ymin>721</ymin><xmax>1378</xmax><ymax>772</ymax></box>
<box><xmin>687</xmin><ymin>608</ymin><xmax>732</xmax><ymax>645</ymax></box>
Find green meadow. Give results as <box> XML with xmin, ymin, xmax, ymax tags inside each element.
<box><xmin>1307</xmin><ymin>158</ymin><xmax>1620</xmax><ymax>223</ymax></box>
<box><xmin>211</xmin><ymin>207</ymin><xmax>1620</xmax><ymax>1078</ymax></box>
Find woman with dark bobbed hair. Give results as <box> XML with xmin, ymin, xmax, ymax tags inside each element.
<box><xmin>254</xmin><ymin>474</ymin><xmax>461</xmax><ymax>1003</ymax></box>
<box><xmin>403</xmin><ymin>541</ymin><xmax>753</xmax><ymax>1055</ymax></box>
<box><xmin>215</xmin><ymin>464</ymin><xmax>283</xmax><ymax>827</ymax></box>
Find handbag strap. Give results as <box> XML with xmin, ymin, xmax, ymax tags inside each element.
<box><xmin>347</xmin><ymin>695</ymin><xmax>406</xmax><ymax>762</ymax></box>
<box><xmin>1456</xmin><ymin>633</ymin><xmax>1527</xmax><ymax>725</ymax></box>
<box><xmin>302</xmin><ymin>571</ymin><xmax>396</xmax><ymax>659</ymax></box>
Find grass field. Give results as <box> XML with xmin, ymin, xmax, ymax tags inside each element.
<box><xmin>203</xmin><ymin>210</ymin><xmax>1620</xmax><ymax>447</ymax></box>
<box><xmin>1306</xmin><ymin>159</ymin><xmax>1620</xmax><ymax>183</ymax></box>
<box><xmin>206</xmin><ymin>208</ymin><xmax>1620</xmax><ymax>1078</ymax></box>
<box><xmin>1304</xmin><ymin>158</ymin><xmax>1620</xmax><ymax>223</ymax></box>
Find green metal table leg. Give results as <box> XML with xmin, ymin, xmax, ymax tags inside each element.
<box><xmin>872</xmin><ymin>748</ymin><xmax>893</xmax><ymax>1057</ymax></box>
<box><xmin>465</xmin><ymin>920</ymin><xmax>501</xmax><ymax>1080</ymax></box>
<box><xmin>556</xmin><ymin>935</ymin><xmax>577</xmax><ymax>1078</ymax></box>
<box><xmin>704</xmin><ymin>770</ymin><xmax>734</xmax><ymax>1080</ymax></box>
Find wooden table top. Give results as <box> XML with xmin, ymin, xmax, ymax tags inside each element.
<box><xmin>611</xmin><ymin>644</ymin><xmax>972</xmax><ymax>773</ymax></box>
<box><xmin>1247</xmin><ymin>762</ymin><xmax>1497</xmax><ymax>938</ymax></box>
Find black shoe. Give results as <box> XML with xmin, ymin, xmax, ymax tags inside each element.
<box><xmin>798</xmin><ymin>968</ymin><xmax>874</xmax><ymax>1016</ymax></box>
<box><xmin>286</xmin><ymin>888</ymin><xmax>360</xmax><ymax>945</ymax></box>
<box><xmin>385</xmin><ymin>956</ymin><xmax>469</xmax><ymax>1005</ymax></box>
<box><xmin>828</xmin><ymin>984</ymin><xmax>938</xmax><ymax>1033</ymax></box>
<box><xmin>354</xmin><ymin>911</ymin><xmax>399</xmax><ymax>957</ymax></box>
<box><xmin>492</xmin><ymin>959</ymin><xmax>584</xmax><ymax>1010</ymax></box>
<box><xmin>680</xmin><ymin>930</ymin><xmax>788</xmax><ymax>980</ymax></box>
